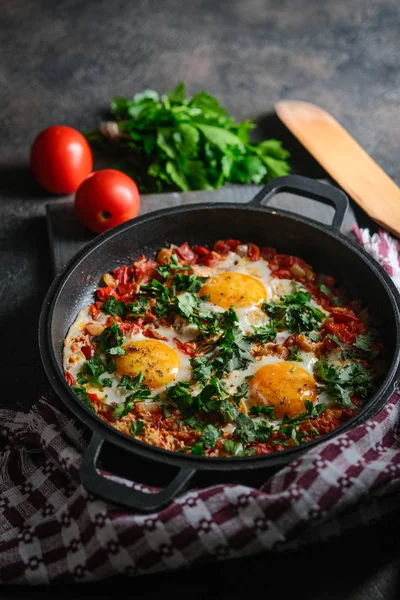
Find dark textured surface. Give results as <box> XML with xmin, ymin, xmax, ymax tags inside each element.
<box><xmin>1</xmin><ymin>0</ymin><xmax>400</xmax><ymax>596</ymax></box>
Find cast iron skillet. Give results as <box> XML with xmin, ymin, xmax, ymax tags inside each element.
<box><xmin>39</xmin><ymin>175</ymin><xmax>400</xmax><ymax>513</ymax></box>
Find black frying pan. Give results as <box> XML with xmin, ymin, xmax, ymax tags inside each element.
<box><xmin>39</xmin><ymin>175</ymin><xmax>400</xmax><ymax>513</ymax></box>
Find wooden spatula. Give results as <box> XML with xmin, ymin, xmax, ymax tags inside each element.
<box><xmin>275</xmin><ymin>100</ymin><xmax>400</xmax><ymax>238</ymax></box>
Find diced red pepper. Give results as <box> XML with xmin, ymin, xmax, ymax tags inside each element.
<box><xmin>96</xmin><ymin>287</ymin><xmax>118</xmax><ymax>302</ymax></box>
<box><xmin>143</xmin><ymin>329</ymin><xmax>168</xmax><ymax>341</ymax></box>
<box><xmin>175</xmin><ymin>242</ymin><xmax>196</xmax><ymax>264</ymax></box>
<box><xmin>261</xmin><ymin>246</ymin><xmax>277</xmax><ymax>261</ymax></box>
<box><xmin>213</xmin><ymin>240</ymin><xmax>231</xmax><ymax>256</ymax></box>
<box><xmin>173</xmin><ymin>337</ymin><xmax>197</xmax><ymax>357</ymax></box>
<box><xmin>65</xmin><ymin>371</ymin><xmax>76</xmax><ymax>386</ymax></box>
<box><xmin>113</xmin><ymin>265</ymin><xmax>130</xmax><ymax>285</ymax></box>
<box><xmin>132</xmin><ymin>257</ymin><xmax>158</xmax><ymax>284</ymax></box>
<box><xmin>81</xmin><ymin>345</ymin><xmax>94</xmax><ymax>359</ymax></box>
<box><xmin>225</xmin><ymin>239</ymin><xmax>242</xmax><ymax>250</ymax></box>
<box><xmin>330</xmin><ymin>308</ymin><xmax>359</xmax><ymax>323</ymax></box>
<box><xmin>247</xmin><ymin>243</ymin><xmax>260</xmax><ymax>261</ymax></box>
<box><xmin>324</xmin><ymin>321</ymin><xmax>358</xmax><ymax>345</ymax></box>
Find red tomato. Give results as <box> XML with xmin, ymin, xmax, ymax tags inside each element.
<box><xmin>74</xmin><ymin>169</ymin><xmax>140</xmax><ymax>233</ymax></box>
<box><xmin>30</xmin><ymin>125</ymin><xmax>93</xmax><ymax>194</ymax></box>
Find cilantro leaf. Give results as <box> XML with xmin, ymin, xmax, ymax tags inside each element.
<box><xmin>71</xmin><ymin>385</ymin><xmax>96</xmax><ymax>412</ymax></box>
<box><xmin>126</xmin><ymin>295</ymin><xmax>148</xmax><ymax>318</ymax></box>
<box><xmin>354</xmin><ymin>333</ymin><xmax>374</xmax><ymax>352</ymax></box>
<box><xmin>234</xmin><ymin>413</ymin><xmax>272</xmax><ymax>443</ymax></box>
<box><xmin>86</xmin><ymin>83</ymin><xmax>291</xmax><ymax>193</ymax></box>
<box><xmin>231</xmin><ymin>381</ymin><xmax>249</xmax><ymax>404</ymax></box>
<box><xmin>130</xmin><ymin>419</ymin><xmax>145</xmax><ymax>436</ymax></box>
<box><xmin>249</xmin><ymin>405</ymin><xmax>276</xmax><ymax>419</ymax></box>
<box><xmin>113</xmin><ymin>400</ymin><xmax>135</xmax><ymax>419</ymax></box>
<box><xmin>285</xmin><ymin>346</ymin><xmax>303</xmax><ymax>362</ymax></box>
<box><xmin>316</xmin><ymin>359</ymin><xmax>373</xmax><ymax>409</ymax></box>
<box><xmin>263</xmin><ymin>287</ymin><xmax>325</xmax><ymax>333</ymax></box>
<box><xmin>200</xmin><ymin>424</ymin><xmax>220</xmax><ymax>448</ymax></box>
<box><xmin>156</xmin><ymin>254</ymin><xmax>188</xmax><ymax>280</ymax></box>
<box><xmin>249</xmin><ymin>322</ymin><xmax>277</xmax><ymax>343</ymax></box>
<box><xmin>102</xmin><ymin>297</ymin><xmax>125</xmax><ymax>318</ymax></box>
<box><xmin>190</xmin><ymin>356</ymin><xmax>213</xmax><ymax>384</ymax></box>
<box><xmin>190</xmin><ymin>442</ymin><xmax>206</xmax><ymax>455</ymax></box>
<box><xmin>173</xmin><ymin>273</ymin><xmax>206</xmax><ymax>293</ymax></box>
<box><xmin>212</xmin><ymin>320</ymin><xmax>254</xmax><ymax>376</ymax></box>
<box><xmin>93</xmin><ymin>323</ymin><xmax>125</xmax><ymax>356</ymax></box>
<box><xmin>118</xmin><ymin>373</ymin><xmax>152</xmax><ymax>402</ymax></box>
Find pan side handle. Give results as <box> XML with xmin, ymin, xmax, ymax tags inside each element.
<box><xmin>248</xmin><ymin>175</ymin><xmax>348</xmax><ymax>232</ymax></box>
<box><xmin>81</xmin><ymin>433</ymin><xmax>196</xmax><ymax>513</ymax></box>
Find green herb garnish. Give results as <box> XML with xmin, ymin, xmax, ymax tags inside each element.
<box><xmin>85</xmin><ymin>82</ymin><xmax>291</xmax><ymax>193</ymax></box>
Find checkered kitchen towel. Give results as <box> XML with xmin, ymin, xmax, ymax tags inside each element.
<box><xmin>1</xmin><ymin>227</ymin><xmax>400</xmax><ymax>584</ymax></box>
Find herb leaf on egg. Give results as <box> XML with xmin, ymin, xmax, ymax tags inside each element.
<box><xmin>190</xmin><ymin>356</ymin><xmax>213</xmax><ymax>384</ymax></box>
<box><xmin>173</xmin><ymin>272</ymin><xmax>206</xmax><ymax>293</ymax></box>
<box><xmin>212</xmin><ymin>321</ymin><xmax>254</xmax><ymax>376</ymax></box>
<box><xmin>249</xmin><ymin>405</ymin><xmax>276</xmax><ymax>418</ymax></box>
<box><xmin>118</xmin><ymin>372</ymin><xmax>153</xmax><ymax>402</ymax></box>
<box><xmin>263</xmin><ymin>286</ymin><xmax>326</xmax><ymax>333</ymax></box>
<box><xmin>315</xmin><ymin>360</ymin><xmax>373</xmax><ymax>409</ymax></box>
<box><xmin>93</xmin><ymin>322</ymin><xmax>126</xmax><ymax>355</ymax></box>
<box><xmin>248</xmin><ymin>321</ymin><xmax>277</xmax><ymax>344</ymax></box>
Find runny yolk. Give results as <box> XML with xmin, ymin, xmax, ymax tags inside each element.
<box><xmin>248</xmin><ymin>362</ymin><xmax>317</xmax><ymax>419</ymax></box>
<box><xmin>200</xmin><ymin>271</ymin><xmax>267</xmax><ymax>309</ymax></box>
<box><xmin>115</xmin><ymin>340</ymin><xmax>180</xmax><ymax>389</ymax></box>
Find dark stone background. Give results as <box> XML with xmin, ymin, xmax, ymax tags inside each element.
<box><xmin>1</xmin><ymin>0</ymin><xmax>400</xmax><ymax>597</ymax></box>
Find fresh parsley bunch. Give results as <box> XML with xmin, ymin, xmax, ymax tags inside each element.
<box><xmin>86</xmin><ymin>82</ymin><xmax>291</xmax><ymax>192</ymax></box>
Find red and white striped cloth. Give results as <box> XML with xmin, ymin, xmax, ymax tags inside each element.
<box><xmin>1</xmin><ymin>227</ymin><xmax>400</xmax><ymax>585</ymax></box>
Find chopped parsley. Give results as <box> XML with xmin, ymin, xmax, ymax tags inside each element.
<box><xmin>71</xmin><ymin>385</ymin><xmax>96</xmax><ymax>412</ymax></box>
<box><xmin>222</xmin><ymin>440</ymin><xmax>255</xmax><ymax>456</ymax></box>
<box><xmin>212</xmin><ymin>311</ymin><xmax>254</xmax><ymax>375</ymax></box>
<box><xmin>316</xmin><ymin>360</ymin><xmax>373</xmax><ymax>409</ymax></box>
<box><xmin>263</xmin><ymin>286</ymin><xmax>325</xmax><ymax>333</ymax></box>
<box><xmin>125</xmin><ymin>295</ymin><xmax>148</xmax><ymax>318</ymax></box>
<box><xmin>156</xmin><ymin>254</ymin><xmax>189</xmax><ymax>279</ymax></box>
<box><xmin>173</xmin><ymin>273</ymin><xmax>206</xmax><ymax>293</ymax></box>
<box><xmin>118</xmin><ymin>372</ymin><xmax>152</xmax><ymax>402</ymax></box>
<box><xmin>231</xmin><ymin>381</ymin><xmax>250</xmax><ymax>405</ymax></box>
<box><xmin>234</xmin><ymin>413</ymin><xmax>272</xmax><ymax>444</ymax></box>
<box><xmin>285</xmin><ymin>346</ymin><xmax>303</xmax><ymax>362</ymax></box>
<box><xmin>249</xmin><ymin>405</ymin><xmax>276</xmax><ymax>419</ymax></box>
<box><xmin>92</xmin><ymin>323</ymin><xmax>125</xmax><ymax>356</ymax></box>
<box><xmin>102</xmin><ymin>296</ymin><xmax>125</xmax><ymax>318</ymax></box>
<box><xmin>140</xmin><ymin>279</ymin><xmax>172</xmax><ymax>317</ymax></box>
<box><xmin>81</xmin><ymin>354</ymin><xmax>114</xmax><ymax>387</ymax></box>
<box><xmin>190</xmin><ymin>356</ymin><xmax>213</xmax><ymax>384</ymax></box>
<box><xmin>200</xmin><ymin>424</ymin><xmax>220</xmax><ymax>448</ymax></box>
<box><xmin>130</xmin><ymin>419</ymin><xmax>145</xmax><ymax>436</ymax></box>
<box><xmin>113</xmin><ymin>399</ymin><xmax>135</xmax><ymax>419</ymax></box>
<box><xmin>248</xmin><ymin>322</ymin><xmax>277</xmax><ymax>344</ymax></box>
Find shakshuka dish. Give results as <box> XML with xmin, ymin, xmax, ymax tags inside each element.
<box><xmin>63</xmin><ymin>239</ymin><xmax>385</xmax><ymax>457</ymax></box>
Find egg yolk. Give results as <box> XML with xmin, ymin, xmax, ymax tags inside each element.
<box><xmin>200</xmin><ymin>271</ymin><xmax>267</xmax><ymax>309</ymax></box>
<box><xmin>115</xmin><ymin>340</ymin><xmax>180</xmax><ymax>389</ymax></box>
<box><xmin>248</xmin><ymin>362</ymin><xmax>317</xmax><ymax>419</ymax></box>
